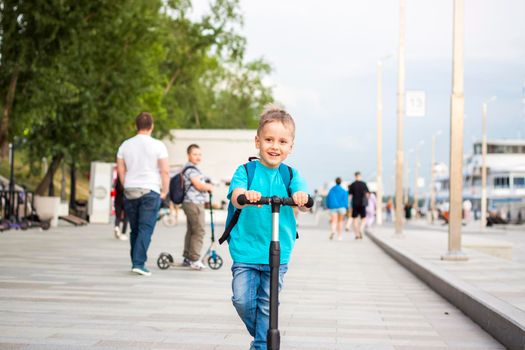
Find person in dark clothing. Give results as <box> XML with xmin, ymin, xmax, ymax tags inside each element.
<box><xmin>113</xmin><ymin>176</ymin><xmax>128</xmax><ymax>241</ymax></box>
<box><xmin>348</xmin><ymin>171</ymin><xmax>369</xmax><ymax>239</ymax></box>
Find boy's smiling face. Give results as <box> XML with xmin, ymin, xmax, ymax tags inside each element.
<box><xmin>255</xmin><ymin>121</ymin><xmax>294</xmax><ymax>169</ymax></box>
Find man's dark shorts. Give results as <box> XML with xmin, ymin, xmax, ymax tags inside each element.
<box><xmin>352</xmin><ymin>205</ymin><xmax>366</xmax><ymax>218</ymax></box>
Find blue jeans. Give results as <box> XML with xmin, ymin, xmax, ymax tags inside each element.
<box><xmin>231</xmin><ymin>263</ymin><xmax>288</xmax><ymax>350</ymax></box>
<box><xmin>124</xmin><ymin>191</ymin><xmax>161</xmax><ymax>269</ymax></box>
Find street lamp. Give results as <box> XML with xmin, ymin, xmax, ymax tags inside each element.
<box><xmin>429</xmin><ymin>130</ymin><xmax>442</xmax><ymax>223</ymax></box>
<box><xmin>481</xmin><ymin>96</ymin><xmax>497</xmax><ymax>230</ymax></box>
<box><xmin>405</xmin><ymin>148</ymin><xmax>415</xmax><ymax>205</ymax></box>
<box><xmin>376</xmin><ymin>54</ymin><xmax>393</xmax><ymax>226</ymax></box>
<box><xmin>413</xmin><ymin>140</ymin><xmax>425</xmax><ymax>217</ymax></box>
<box><xmin>443</xmin><ymin>0</ymin><xmax>467</xmax><ymax>261</ymax></box>
<box><xmin>395</xmin><ymin>0</ymin><xmax>406</xmax><ymax>235</ymax></box>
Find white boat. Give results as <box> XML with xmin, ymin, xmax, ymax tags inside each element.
<box><xmin>434</xmin><ymin>139</ymin><xmax>525</xmax><ymax>223</ymax></box>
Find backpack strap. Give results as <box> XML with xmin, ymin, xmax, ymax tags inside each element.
<box><xmin>279</xmin><ymin>163</ymin><xmax>293</xmax><ymax>197</ymax></box>
<box><xmin>181</xmin><ymin>165</ymin><xmax>198</xmax><ymax>195</ymax></box>
<box><xmin>218</xmin><ymin>162</ymin><xmax>256</xmax><ymax>244</ymax></box>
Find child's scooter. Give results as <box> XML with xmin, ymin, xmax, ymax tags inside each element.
<box><xmin>157</xmin><ymin>192</ymin><xmax>223</xmax><ymax>270</ymax></box>
<box><xmin>237</xmin><ymin>194</ymin><xmax>313</xmax><ymax>350</ymax></box>
<box><xmin>201</xmin><ymin>192</ymin><xmax>223</xmax><ymax>269</ymax></box>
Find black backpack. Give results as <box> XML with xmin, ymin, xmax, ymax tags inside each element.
<box><xmin>169</xmin><ymin>166</ymin><xmax>197</xmax><ymax>204</ymax></box>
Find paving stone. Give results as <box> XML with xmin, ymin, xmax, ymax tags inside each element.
<box><xmin>0</xmin><ymin>215</ymin><xmax>504</xmax><ymax>349</ymax></box>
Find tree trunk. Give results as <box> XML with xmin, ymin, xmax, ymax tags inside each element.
<box><xmin>193</xmin><ymin>106</ymin><xmax>201</xmax><ymax>128</ymax></box>
<box><xmin>163</xmin><ymin>68</ymin><xmax>181</xmax><ymax>95</ymax></box>
<box><xmin>35</xmin><ymin>155</ymin><xmax>63</xmax><ymax>196</ymax></box>
<box><xmin>0</xmin><ymin>66</ymin><xmax>20</xmax><ymax>158</ymax></box>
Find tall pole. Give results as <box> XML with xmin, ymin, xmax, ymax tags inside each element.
<box><xmin>430</xmin><ymin>134</ymin><xmax>437</xmax><ymax>223</ymax></box>
<box><xmin>480</xmin><ymin>102</ymin><xmax>488</xmax><ymax>230</ymax></box>
<box><xmin>8</xmin><ymin>142</ymin><xmax>15</xmax><ymax>192</ymax></box>
<box><xmin>414</xmin><ymin>145</ymin><xmax>421</xmax><ymax>216</ymax></box>
<box><xmin>443</xmin><ymin>0</ymin><xmax>467</xmax><ymax>261</ymax></box>
<box><xmin>395</xmin><ymin>0</ymin><xmax>406</xmax><ymax>235</ymax></box>
<box><xmin>480</xmin><ymin>96</ymin><xmax>495</xmax><ymax>229</ymax></box>
<box><xmin>376</xmin><ymin>60</ymin><xmax>384</xmax><ymax>226</ymax></box>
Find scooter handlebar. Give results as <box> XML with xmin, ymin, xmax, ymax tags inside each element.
<box><xmin>237</xmin><ymin>194</ymin><xmax>314</xmax><ymax>208</ymax></box>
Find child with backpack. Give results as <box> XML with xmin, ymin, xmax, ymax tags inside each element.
<box><xmin>178</xmin><ymin>144</ymin><xmax>213</xmax><ymax>270</ymax></box>
<box><xmin>223</xmin><ymin>105</ymin><xmax>309</xmax><ymax>350</ymax></box>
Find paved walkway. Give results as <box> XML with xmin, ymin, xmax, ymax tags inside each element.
<box><xmin>0</xmin><ymin>213</ymin><xmax>504</xmax><ymax>349</ymax></box>
<box><xmin>375</xmin><ymin>220</ymin><xmax>525</xmax><ymax>313</ymax></box>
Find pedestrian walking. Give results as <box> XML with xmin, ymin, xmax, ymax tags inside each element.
<box><xmin>326</xmin><ymin>177</ymin><xmax>348</xmax><ymax>240</ymax></box>
<box><xmin>365</xmin><ymin>192</ymin><xmax>377</xmax><ymax>232</ymax></box>
<box><xmin>116</xmin><ymin>112</ymin><xmax>169</xmax><ymax>276</ymax></box>
<box><xmin>113</xmin><ymin>176</ymin><xmax>128</xmax><ymax>241</ymax></box>
<box><xmin>181</xmin><ymin>144</ymin><xmax>214</xmax><ymax>271</ymax></box>
<box><xmin>386</xmin><ymin>197</ymin><xmax>393</xmax><ymax>222</ymax></box>
<box><xmin>348</xmin><ymin>171</ymin><xmax>369</xmax><ymax>239</ymax></box>
<box><xmin>225</xmin><ymin>105</ymin><xmax>309</xmax><ymax>350</ymax></box>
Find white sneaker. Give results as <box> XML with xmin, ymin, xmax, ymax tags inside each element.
<box><xmin>131</xmin><ymin>267</ymin><xmax>152</xmax><ymax>276</ymax></box>
<box><xmin>113</xmin><ymin>226</ymin><xmax>121</xmax><ymax>239</ymax></box>
<box><xmin>119</xmin><ymin>234</ymin><xmax>128</xmax><ymax>241</ymax></box>
<box><xmin>190</xmin><ymin>260</ymin><xmax>207</xmax><ymax>270</ymax></box>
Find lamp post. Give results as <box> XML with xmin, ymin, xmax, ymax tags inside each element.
<box><xmin>443</xmin><ymin>0</ymin><xmax>467</xmax><ymax>261</ymax></box>
<box><xmin>413</xmin><ymin>140</ymin><xmax>424</xmax><ymax>217</ymax></box>
<box><xmin>395</xmin><ymin>0</ymin><xmax>406</xmax><ymax>235</ymax></box>
<box><xmin>429</xmin><ymin>130</ymin><xmax>442</xmax><ymax>223</ymax></box>
<box><xmin>480</xmin><ymin>96</ymin><xmax>496</xmax><ymax>230</ymax></box>
<box><xmin>376</xmin><ymin>54</ymin><xmax>392</xmax><ymax>226</ymax></box>
<box><xmin>405</xmin><ymin>148</ymin><xmax>414</xmax><ymax>205</ymax></box>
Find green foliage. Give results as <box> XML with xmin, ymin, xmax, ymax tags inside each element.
<box><xmin>0</xmin><ymin>0</ymin><xmax>274</xmax><ymax>190</ymax></box>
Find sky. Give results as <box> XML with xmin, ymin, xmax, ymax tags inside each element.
<box><xmin>192</xmin><ymin>0</ymin><xmax>525</xmax><ymax>195</ymax></box>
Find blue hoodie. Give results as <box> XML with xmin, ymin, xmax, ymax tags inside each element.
<box><xmin>326</xmin><ymin>185</ymin><xmax>348</xmax><ymax>209</ymax></box>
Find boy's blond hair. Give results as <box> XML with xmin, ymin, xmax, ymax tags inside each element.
<box><xmin>257</xmin><ymin>104</ymin><xmax>296</xmax><ymax>138</ymax></box>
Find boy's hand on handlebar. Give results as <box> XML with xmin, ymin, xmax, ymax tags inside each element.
<box><xmin>244</xmin><ymin>190</ymin><xmax>262</xmax><ymax>204</ymax></box>
<box><xmin>292</xmin><ymin>191</ymin><xmax>309</xmax><ymax>207</ymax></box>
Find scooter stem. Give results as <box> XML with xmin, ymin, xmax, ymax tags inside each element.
<box><xmin>268</xmin><ymin>196</ymin><xmax>281</xmax><ymax>350</ymax></box>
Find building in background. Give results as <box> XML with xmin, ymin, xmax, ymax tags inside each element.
<box><xmin>162</xmin><ymin>129</ymin><xmax>257</xmax><ymax>206</ymax></box>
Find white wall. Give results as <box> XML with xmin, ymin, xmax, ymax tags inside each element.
<box><xmin>163</xmin><ymin>129</ymin><xmax>259</xmax><ymax>205</ymax></box>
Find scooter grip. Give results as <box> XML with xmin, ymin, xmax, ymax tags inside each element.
<box><xmin>282</xmin><ymin>195</ymin><xmax>314</xmax><ymax>208</ymax></box>
<box><xmin>305</xmin><ymin>195</ymin><xmax>314</xmax><ymax>208</ymax></box>
<box><xmin>237</xmin><ymin>194</ymin><xmax>271</xmax><ymax>206</ymax></box>
<box><xmin>237</xmin><ymin>194</ymin><xmax>248</xmax><ymax>205</ymax></box>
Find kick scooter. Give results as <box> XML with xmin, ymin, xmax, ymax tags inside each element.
<box><xmin>157</xmin><ymin>192</ymin><xmax>223</xmax><ymax>270</ymax></box>
<box><xmin>237</xmin><ymin>194</ymin><xmax>313</xmax><ymax>350</ymax></box>
<box><xmin>201</xmin><ymin>192</ymin><xmax>223</xmax><ymax>269</ymax></box>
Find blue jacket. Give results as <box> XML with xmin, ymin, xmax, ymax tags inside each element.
<box><xmin>326</xmin><ymin>185</ymin><xmax>348</xmax><ymax>209</ymax></box>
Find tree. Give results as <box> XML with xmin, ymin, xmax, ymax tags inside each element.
<box><xmin>160</xmin><ymin>0</ymin><xmax>273</xmax><ymax>130</ymax></box>
<box><xmin>3</xmin><ymin>1</ymin><xmax>168</xmax><ymax>194</ymax></box>
<box><xmin>1</xmin><ymin>0</ymin><xmax>275</xmax><ymax>194</ymax></box>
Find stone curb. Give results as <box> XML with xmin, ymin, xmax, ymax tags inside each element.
<box><xmin>366</xmin><ymin>231</ymin><xmax>525</xmax><ymax>350</ymax></box>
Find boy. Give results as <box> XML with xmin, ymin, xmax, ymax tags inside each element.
<box><xmin>181</xmin><ymin>144</ymin><xmax>214</xmax><ymax>270</ymax></box>
<box><xmin>227</xmin><ymin>105</ymin><xmax>309</xmax><ymax>350</ymax></box>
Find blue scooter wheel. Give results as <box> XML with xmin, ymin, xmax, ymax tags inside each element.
<box><xmin>207</xmin><ymin>255</ymin><xmax>223</xmax><ymax>270</ymax></box>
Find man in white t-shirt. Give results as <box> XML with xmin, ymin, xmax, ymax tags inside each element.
<box><xmin>116</xmin><ymin>112</ymin><xmax>169</xmax><ymax>276</ymax></box>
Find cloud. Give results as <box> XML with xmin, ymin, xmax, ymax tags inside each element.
<box><xmin>273</xmin><ymin>83</ymin><xmax>322</xmax><ymax>112</ymax></box>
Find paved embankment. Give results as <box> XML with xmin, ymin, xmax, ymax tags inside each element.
<box><xmin>0</xmin><ymin>214</ymin><xmax>504</xmax><ymax>349</ymax></box>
